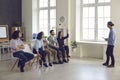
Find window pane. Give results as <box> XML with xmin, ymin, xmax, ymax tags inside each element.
<box><xmin>98</xmin><ymin>0</ymin><xmax>105</xmax><ymax>3</ymax></box>
<box><xmin>83</xmin><ymin>0</ymin><xmax>89</xmax><ymax>4</ymax></box>
<box><xmin>104</xmin><ymin>18</ymin><xmax>110</xmax><ymax>28</ymax></box>
<box><xmin>83</xmin><ymin>7</ymin><xmax>88</xmax><ymax>18</ymax></box>
<box><xmin>98</xmin><ymin>6</ymin><xmax>104</xmax><ymax>18</ymax></box>
<box><xmin>89</xmin><ymin>7</ymin><xmax>95</xmax><ymax>18</ymax></box>
<box><xmin>39</xmin><ymin>10</ymin><xmax>44</xmax><ymax>19</ymax></box>
<box><xmin>104</xmin><ymin>6</ymin><xmax>110</xmax><ymax>17</ymax></box>
<box><xmin>89</xmin><ymin>18</ymin><xmax>95</xmax><ymax>28</ymax></box>
<box><xmin>39</xmin><ymin>0</ymin><xmax>48</xmax><ymax>8</ymax></box>
<box><xmin>44</xmin><ymin>20</ymin><xmax>48</xmax><ymax>28</ymax></box>
<box><xmin>89</xmin><ymin>0</ymin><xmax>95</xmax><ymax>4</ymax></box>
<box><xmin>83</xmin><ymin>29</ymin><xmax>89</xmax><ymax>39</ymax></box>
<box><xmin>43</xmin><ymin>28</ymin><xmax>49</xmax><ymax>36</ymax></box>
<box><xmin>105</xmin><ymin>0</ymin><xmax>111</xmax><ymax>2</ymax></box>
<box><xmin>50</xmin><ymin>19</ymin><xmax>56</xmax><ymax>28</ymax></box>
<box><xmin>98</xmin><ymin>0</ymin><xmax>110</xmax><ymax>3</ymax></box>
<box><xmin>44</xmin><ymin>10</ymin><xmax>48</xmax><ymax>19</ymax></box>
<box><xmin>98</xmin><ymin>18</ymin><xmax>104</xmax><ymax>29</ymax></box>
<box><xmin>50</xmin><ymin>0</ymin><xmax>56</xmax><ymax>7</ymax></box>
<box><xmin>39</xmin><ymin>20</ymin><xmax>44</xmax><ymax>28</ymax></box>
<box><xmin>98</xmin><ymin>29</ymin><xmax>104</xmax><ymax>40</ymax></box>
<box><xmin>83</xmin><ymin>18</ymin><xmax>88</xmax><ymax>29</ymax></box>
<box><xmin>89</xmin><ymin>29</ymin><xmax>94</xmax><ymax>40</ymax></box>
<box><xmin>50</xmin><ymin>9</ymin><xmax>56</xmax><ymax>19</ymax></box>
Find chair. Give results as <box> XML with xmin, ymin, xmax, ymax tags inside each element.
<box><xmin>22</xmin><ymin>44</ymin><xmax>41</xmax><ymax>68</ymax></box>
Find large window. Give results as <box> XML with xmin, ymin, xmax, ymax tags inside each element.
<box><xmin>39</xmin><ymin>0</ymin><xmax>56</xmax><ymax>36</ymax></box>
<box><xmin>78</xmin><ymin>0</ymin><xmax>111</xmax><ymax>41</ymax></box>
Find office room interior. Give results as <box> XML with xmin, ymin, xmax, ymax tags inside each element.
<box><xmin>0</xmin><ymin>0</ymin><xmax>120</xmax><ymax>80</ymax></box>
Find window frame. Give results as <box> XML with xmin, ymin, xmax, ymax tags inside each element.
<box><xmin>80</xmin><ymin>0</ymin><xmax>111</xmax><ymax>41</ymax></box>
<box><xmin>38</xmin><ymin>0</ymin><xmax>56</xmax><ymax>36</ymax></box>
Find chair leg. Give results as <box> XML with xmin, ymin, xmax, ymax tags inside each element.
<box><xmin>10</xmin><ymin>59</ymin><xmax>19</xmax><ymax>71</ymax></box>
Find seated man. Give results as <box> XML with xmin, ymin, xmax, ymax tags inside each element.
<box><xmin>48</xmin><ymin>30</ymin><xmax>63</xmax><ymax>64</ymax></box>
<box><xmin>43</xmin><ymin>40</ymin><xmax>58</xmax><ymax>65</ymax></box>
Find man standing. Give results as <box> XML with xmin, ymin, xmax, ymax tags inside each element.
<box><xmin>103</xmin><ymin>21</ymin><xmax>116</xmax><ymax>68</ymax></box>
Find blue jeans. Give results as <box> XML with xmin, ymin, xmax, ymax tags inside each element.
<box><xmin>33</xmin><ymin>48</ymin><xmax>46</xmax><ymax>62</ymax></box>
<box><xmin>13</xmin><ymin>51</ymin><xmax>34</xmax><ymax>68</ymax></box>
<box><xmin>59</xmin><ymin>45</ymin><xmax>69</xmax><ymax>60</ymax></box>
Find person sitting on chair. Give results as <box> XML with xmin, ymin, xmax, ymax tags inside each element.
<box><xmin>57</xmin><ymin>31</ymin><xmax>70</xmax><ymax>62</ymax></box>
<box><xmin>33</xmin><ymin>32</ymin><xmax>48</xmax><ymax>67</ymax></box>
<box><xmin>10</xmin><ymin>30</ymin><xmax>34</xmax><ymax>72</ymax></box>
<box><xmin>48</xmin><ymin>30</ymin><xmax>63</xmax><ymax>64</ymax></box>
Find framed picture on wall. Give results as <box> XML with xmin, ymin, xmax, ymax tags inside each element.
<box><xmin>0</xmin><ymin>25</ymin><xmax>9</xmax><ymax>39</ymax></box>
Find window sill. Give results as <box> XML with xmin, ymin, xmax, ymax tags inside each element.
<box><xmin>77</xmin><ymin>41</ymin><xmax>107</xmax><ymax>45</ymax></box>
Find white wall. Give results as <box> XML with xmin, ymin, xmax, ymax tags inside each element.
<box><xmin>22</xmin><ymin>0</ymin><xmax>33</xmax><ymax>40</ymax></box>
<box><xmin>111</xmin><ymin>0</ymin><xmax>120</xmax><ymax>61</ymax></box>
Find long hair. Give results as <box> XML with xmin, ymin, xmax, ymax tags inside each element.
<box><xmin>12</xmin><ymin>30</ymin><xmax>20</xmax><ymax>39</ymax></box>
<box><xmin>37</xmin><ymin>32</ymin><xmax>43</xmax><ymax>40</ymax></box>
<box><xmin>57</xmin><ymin>31</ymin><xmax>62</xmax><ymax>39</ymax></box>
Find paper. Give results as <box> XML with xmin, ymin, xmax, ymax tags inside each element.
<box><xmin>0</xmin><ymin>27</ymin><xmax>7</xmax><ymax>38</ymax></box>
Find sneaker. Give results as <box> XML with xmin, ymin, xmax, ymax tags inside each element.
<box><xmin>107</xmin><ymin>64</ymin><xmax>114</xmax><ymax>68</ymax></box>
<box><xmin>20</xmin><ymin>67</ymin><xmax>24</xmax><ymax>72</ymax></box>
<box><xmin>63</xmin><ymin>59</ymin><xmax>68</xmax><ymax>63</ymax></box>
<box><xmin>58</xmin><ymin>61</ymin><xmax>63</xmax><ymax>64</ymax></box>
<box><xmin>43</xmin><ymin>63</ymin><xmax>48</xmax><ymax>67</ymax></box>
<box><xmin>102</xmin><ymin>63</ymin><xmax>108</xmax><ymax>66</ymax></box>
<box><xmin>49</xmin><ymin>63</ymin><xmax>52</xmax><ymax>66</ymax></box>
<box><xmin>53</xmin><ymin>62</ymin><xmax>58</xmax><ymax>64</ymax></box>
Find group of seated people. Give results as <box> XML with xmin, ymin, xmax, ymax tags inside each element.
<box><xmin>10</xmin><ymin>30</ymin><xmax>70</xmax><ymax>72</ymax></box>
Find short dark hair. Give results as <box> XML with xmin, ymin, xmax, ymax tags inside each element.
<box><xmin>50</xmin><ymin>30</ymin><xmax>54</xmax><ymax>34</ymax></box>
<box><xmin>37</xmin><ymin>32</ymin><xmax>43</xmax><ymax>40</ymax></box>
<box><xmin>12</xmin><ymin>30</ymin><xmax>20</xmax><ymax>39</ymax></box>
<box><xmin>108</xmin><ymin>21</ymin><xmax>114</xmax><ymax>26</ymax></box>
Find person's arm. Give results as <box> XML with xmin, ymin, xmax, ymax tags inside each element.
<box><xmin>63</xmin><ymin>33</ymin><xmax>69</xmax><ymax>39</ymax></box>
<box><xmin>41</xmin><ymin>40</ymin><xmax>45</xmax><ymax>50</ymax></box>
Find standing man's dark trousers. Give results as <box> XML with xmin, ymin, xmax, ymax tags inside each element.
<box><xmin>105</xmin><ymin>45</ymin><xmax>115</xmax><ymax>66</ymax></box>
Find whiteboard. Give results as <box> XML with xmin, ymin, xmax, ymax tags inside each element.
<box><xmin>0</xmin><ymin>27</ymin><xmax>7</xmax><ymax>38</ymax></box>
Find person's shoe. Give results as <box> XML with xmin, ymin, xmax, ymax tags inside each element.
<box><xmin>63</xmin><ymin>59</ymin><xmax>68</xmax><ymax>63</ymax></box>
<box><xmin>39</xmin><ymin>60</ymin><xmax>42</xmax><ymax>66</ymax></box>
<box><xmin>67</xmin><ymin>58</ymin><xmax>69</xmax><ymax>62</ymax></box>
<box><xmin>49</xmin><ymin>63</ymin><xmax>52</xmax><ymax>67</ymax></box>
<box><xmin>102</xmin><ymin>63</ymin><xmax>108</xmax><ymax>66</ymax></box>
<box><xmin>58</xmin><ymin>61</ymin><xmax>63</xmax><ymax>64</ymax></box>
<box><xmin>43</xmin><ymin>63</ymin><xmax>48</xmax><ymax>67</ymax></box>
<box><xmin>53</xmin><ymin>62</ymin><xmax>58</xmax><ymax>64</ymax></box>
<box><xmin>20</xmin><ymin>67</ymin><xmax>24</xmax><ymax>72</ymax></box>
<box><xmin>107</xmin><ymin>64</ymin><xmax>114</xmax><ymax>68</ymax></box>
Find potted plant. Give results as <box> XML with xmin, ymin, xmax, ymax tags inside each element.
<box><xmin>71</xmin><ymin>41</ymin><xmax>78</xmax><ymax>52</ymax></box>
<box><xmin>14</xmin><ymin>21</ymin><xmax>21</xmax><ymax>27</ymax></box>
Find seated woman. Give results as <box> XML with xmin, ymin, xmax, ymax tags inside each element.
<box><xmin>33</xmin><ymin>32</ymin><xmax>48</xmax><ymax>67</ymax></box>
<box><xmin>57</xmin><ymin>31</ymin><xmax>70</xmax><ymax>63</ymax></box>
<box><xmin>10</xmin><ymin>30</ymin><xmax>34</xmax><ymax>72</ymax></box>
